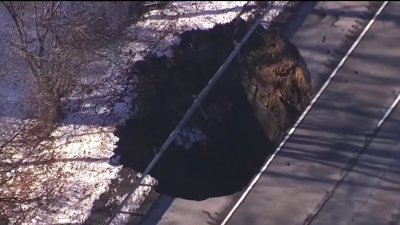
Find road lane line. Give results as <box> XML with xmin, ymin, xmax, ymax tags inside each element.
<box><xmin>303</xmin><ymin>92</ymin><xmax>400</xmax><ymax>225</ymax></box>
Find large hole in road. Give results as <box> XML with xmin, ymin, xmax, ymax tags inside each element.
<box><xmin>112</xmin><ymin>18</ymin><xmax>313</xmax><ymax>200</ymax></box>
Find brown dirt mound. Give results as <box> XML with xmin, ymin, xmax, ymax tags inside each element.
<box><xmin>240</xmin><ymin>30</ymin><xmax>313</xmax><ymax>141</ymax></box>
<box><xmin>113</xmin><ymin>17</ymin><xmax>312</xmax><ymax>200</ymax></box>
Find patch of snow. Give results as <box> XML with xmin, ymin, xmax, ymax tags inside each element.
<box><xmin>109</xmin><ymin>153</ymin><xmax>122</xmax><ymax>166</ymax></box>
<box><xmin>13</xmin><ymin>124</ymin><xmax>123</xmax><ymax>225</ymax></box>
<box><xmin>1</xmin><ymin>1</ymin><xmax>290</xmax><ymax>224</ymax></box>
<box><xmin>110</xmin><ymin>175</ymin><xmax>155</xmax><ymax>225</ymax></box>
<box><xmin>122</xmin><ymin>1</ymin><xmax>292</xmax><ymax>63</ymax></box>
<box><xmin>176</xmin><ymin>127</ymin><xmax>207</xmax><ymax>149</ymax></box>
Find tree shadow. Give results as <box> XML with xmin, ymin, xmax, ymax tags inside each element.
<box><xmin>143</xmin><ymin>4</ymin><xmax>259</xmax><ymax>21</ymax></box>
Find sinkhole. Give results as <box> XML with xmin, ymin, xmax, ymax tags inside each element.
<box><xmin>111</xmin><ymin>17</ymin><xmax>313</xmax><ymax>200</ymax></box>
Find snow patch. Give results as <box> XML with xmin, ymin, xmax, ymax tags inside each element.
<box><xmin>176</xmin><ymin>127</ymin><xmax>207</xmax><ymax>150</ymax></box>
<box><xmin>1</xmin><ymin>1</ymin><xmax>289</xmax><ymax>224</ymax></box>
<box><xmin>109</xmin><ymin>153</ymin><xmax>122</xmax><ymax>166</ymax></box>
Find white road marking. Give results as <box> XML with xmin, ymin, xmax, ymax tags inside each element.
<box><xmin>302</xmin><ymin>91</ymin><xmax>400</xmax><ymax>225</ymax></box>
<box><xmin>377</xmin><ymin>93</ymin><xmax>400</xmax><ymax>128</ymax></box>
<box><xmin>220</xmin><ymin>1</ymin><xmax>389</xmax><ymax>224</ymax></box>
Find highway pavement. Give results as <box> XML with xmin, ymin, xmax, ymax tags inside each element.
<box><xmin>225</xmin><ymin>1</ymin><xmax>400</xmax><ymax>224</ymax></box>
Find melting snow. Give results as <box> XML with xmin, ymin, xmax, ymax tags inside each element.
<box><xmin>176</xmin><ymin>127</ymin><xmax>207</xmax><ymax>149</ymax></box>
<box><xmin>0</xmin><ymin>1</ymin><xmax>290</xmax><ymax>224</ymax></box>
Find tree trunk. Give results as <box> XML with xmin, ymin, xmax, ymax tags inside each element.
<box><xmin>36</xmin><ymin>76</ymin><xmax>64</xmax><ymax>124</ymax></box>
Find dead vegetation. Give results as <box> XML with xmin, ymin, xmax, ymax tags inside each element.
<box><xmin>1</xmin><ymin>1</ymin><xmax>137</xmax><ymax>124</ymax></box>
<box><xmin>0</xmin><ymin>121</ymin><xmax>61</xmax><ymax>224</ymax></box>
<box><xmin>0</xmin><ymin>1</ymin><xmax>144</xmax><ymax>223</ymax></box>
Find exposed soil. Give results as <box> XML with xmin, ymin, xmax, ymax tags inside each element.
<box><xmin>113</xmin><ymin>17</ymin><xmax>313</xmax><ymax>200</ymax></box>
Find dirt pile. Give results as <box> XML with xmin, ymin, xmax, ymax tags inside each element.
<box><xmin>240</xmin><ymin>29</ymin><xmax>313</xmax><ymax>142</ymax></box>
<box><xmin>113</xmin><ymin>17</ymin><xmax>313</xmax><ymax>200</ymax></box>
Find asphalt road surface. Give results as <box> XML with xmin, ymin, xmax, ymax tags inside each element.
<box><xmin>225</xmin><ymin>1</ymin><xmax>400</xmax><ymax>224</ymax></box>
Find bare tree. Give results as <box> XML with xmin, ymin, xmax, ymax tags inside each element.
<box><xmin>1</xmin><ymin>1</ymin><xmax>134</xmax><ymax>124</ymax></box>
